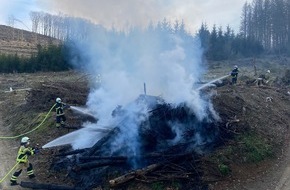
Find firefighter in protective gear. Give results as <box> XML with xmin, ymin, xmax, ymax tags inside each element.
<box><xmin>10</xmin><ymin>137</ymin><xmax>37</xmax><ymax>186</ymax></box>
<box><xmin>55</xmin><ymin>97</ymin><xmax>70</xmax><ymax>128</ymax></box>
<box><xmin>231</xmin><ymin>65</ymin><xmax>239</xmax><ymax>84</ymax></box>
<box><xmin>257</xmin><ymin>69</ymin><xmax>272</xmax><ymax>86</ymax></box>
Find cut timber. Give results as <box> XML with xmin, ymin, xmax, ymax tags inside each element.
<box><xmin>108</xmin><ymin>153</ymin><xmax>195</xmax><ymax>187</ymax></box>
<box><xmin>56</xmin><ymin>148</ymin><xmax>88</xmax><ymax>157</ymax></box>
<box><xmin>73</xmin><ymin>160</ymin><xmax>125</xmax><ymax>172</ymax></box>
<box><xmin>79</xmin><ymin>156</ymin><xmax>127</xmax><ymax>161</ymax></box>
<box><xmin>84</xmin><ymin>127</ymin><xmax>120</xmax><ymax>156</ymax></box>
<box><xmin>20</xmin><ymin>181</ymin><xmax>80</xmax><ymax>190</ymax></box>
<box><xmin>109</xmin><ymin>163</ymin><xmax>160</xmax><ymax>187</ymax></box>
<box><xmin>61</xmin><ymin>125</ymin><xmax>81</xmax><ymax>130</ymax></box>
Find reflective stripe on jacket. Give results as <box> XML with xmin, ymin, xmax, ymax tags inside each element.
<box><xmin>16</xmin><ymin>145</ymin><xmax>34</xmax><ymax>163</ymax></box>
<box><xmin>231</xmin><ymin>68</ymin><xmax>239</xmax><ymax>78</ymax></box>
<box><xmin>56</xmin><ymin>102</ymin><xmax>65</xmax><ymax>116</ymax></box>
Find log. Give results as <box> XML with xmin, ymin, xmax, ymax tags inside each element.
<box><xmin>56</xmin><ymin>148</ymin><xmax>88</xmax><ymax>157</ymax></box>
<box><xmin>79</xmin><ymin>156</ymin><xmax>127</xmax><ymax>161</ymax></box>
<box><xmin>109</xmin><ymin>152</ymin><xmax>197</xmax><ymax>187</ymax></box>
<box><xmin>61</xmin><ymin>125</ymin><xmax>82</xmax><ymax>130</ymax></box>
<box><xmin>143</xmin><ymin>152</ymin><xmax>194</xmax><ymax>159</ymax></box>
<box><xmin>20</xmin><ymin>181</ymin><xmax>80</xmax><ymax>190</ymax></box>
<box><xmin>84</xmin><ymin>127</ymin><xmax>120</xmax><ymax>156</ymax></box>
<box><xmin>73</xmin><ymin>160</ymin><xmax>125</xmax><ymax>172</ymax></box>
<box><xmin>109</xmin><ymin>163</ymin><xmax>160</xmax><ymax>187</ymax></box>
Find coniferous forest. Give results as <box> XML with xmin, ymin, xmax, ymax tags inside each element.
<box><xmin>1</xmin><ymin>0</ymin><xmax>290</xmax><ymax>73</ymax></box>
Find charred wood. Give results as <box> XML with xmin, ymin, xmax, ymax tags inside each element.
<box><xmin>20</xmin><ymin>181</ymin><xmax>80</xmax><ymax>190</ymax></box>
<box><xmin>143</xmin><ymin>152</ymin><xmax>198</xmax><ymax>159</ymax></box>
<box><xmin>71</xmin><ymin>111</ymin><xmax>98</xmax><ymax>123</ymax></box>
<box><xmin>79</xmin><ymin>156</ymin><xmax>127</xmax><ymax>162</ymax></box>
<box><xmin>108</xmin><ymin>152</ymin><xmax>199</xmax><ymax>187</ymax></box>
<box><xmin>56</xmin><ymin>148</ymin><xmax>88</xmax><ymax>157</ymax></box>
<box><xmin>135</xmin><ymin>174</ymin><xmax>192</xmax><ymax>183</ymax></box>
<box><xmin>73</xmin><ymin>160</ymin><xmax>125</xmax><ymax>172</ymax></box>
<box><xmin>61</xmin><ymin>125</ymin><xmax>82</xmax><ymax>130</ymax></box>
<box><xmin>84</xmin><ymin>127</ymin><xmax>120</xmax><ymax>156</ymax></box>
<box><xmin>109</xmin><ymin>163</ymin><xmax>160</xmax><ymax>187</ymax></box>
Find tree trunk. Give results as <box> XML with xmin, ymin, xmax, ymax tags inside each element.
<box><xmin>109</xmin><ymin>163</ymin><xmax>160</xmax><ymax>187</ymax></box>
<box><xmin>79</xmin><ymin>156</ymin><xmax>127</xmax><ymax>161</ymax></box>
<box><xmin>20</xmin><ymin>181</ymin><xmax>79</xmax><ymax>190</ymax></box>
<box><xmin>73</xmin><ymin>160</ymin><xmax>125</xmax><ymax>172</ymax></box>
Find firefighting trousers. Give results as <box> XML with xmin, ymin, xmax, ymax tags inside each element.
<box><xmin>10</xmin><ymin>162</ymin><xmax>34</xmax><ymax>182</ymax></box>
<box><xmin>56</xmin><ymin>115</ymin><xmax>66</xmax><ymax>127</ymax></box>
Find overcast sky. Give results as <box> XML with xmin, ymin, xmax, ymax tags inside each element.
<box><xmin>0</xmin><ymin>0</ymin><xmax>246</xmax><ymax>33</ymax></box>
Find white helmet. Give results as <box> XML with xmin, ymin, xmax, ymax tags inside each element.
<box><xmin>267</xmin><ymin>70</ymin><xmax>271</xmax><ymax>73</ymax></box>
<box><xmin>56</xmin><ymin>97</ymin><xmax>61</xmax><ymax>103</ymax></box>
<box><xmin>21</xmin><ymin>136</ymin><xmax>30</xmax><ymax>144</ymax></box>
<box><xmin>234</xmin><ymin>65</ymin><xmax>238</xmax><ymax>69</ymax></box>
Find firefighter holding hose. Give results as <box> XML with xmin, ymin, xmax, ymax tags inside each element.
<box><xmin>10</xmin><ymin>137</ymin><xmax>39</xmax><ymax>186</ymax></box>
<box><xmin>55</xmin><ymin>97</ymin><xmax>70</xmax><ymax>128</ymax></box>
<box><xmin>231</xmin><ymin>65</ymin><xmax>239</xmax><ymax>84</ymax></box>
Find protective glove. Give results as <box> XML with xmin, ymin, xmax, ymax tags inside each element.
<box><xmin>33</xmin><ymin>147</ymin><xmax>40</xmax><ymax>154</ymax></box>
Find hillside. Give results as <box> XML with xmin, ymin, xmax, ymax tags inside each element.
<box><xmin>0</xmin><ymin>58</ymin><xmax>290</xmax><ymax>189</ymax></box>
<box><xmin>0</xmin><ymin>25</ymin><xmax>60</xmax><ymax>57</ymax></box>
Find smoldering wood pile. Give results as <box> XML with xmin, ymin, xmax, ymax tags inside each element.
<box><xmin>49</xmin><ymin>95</ymin><xmax>222</xmax><ymax>190</ymax></box>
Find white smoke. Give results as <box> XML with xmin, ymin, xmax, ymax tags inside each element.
<box><xmin>43</xmin><ymin>18</ymin><xmax>220</xmax><ymax>154</ymax></box>
<box><xmin>67</xmin><ymin>23</ymin><xmax>210</xmax><ymax>151</ymax></box>
<box><xmin>46</xmin><ymin>0</ymin><xmax>244</xmax><ymax>32</ymax></box>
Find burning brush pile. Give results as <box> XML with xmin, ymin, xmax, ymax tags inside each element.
<box><xmin>50</xmin><ymin>94</ymin><xmax>222</xmax><ymax>190</ymax></box>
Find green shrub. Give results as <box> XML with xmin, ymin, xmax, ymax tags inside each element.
<box><xmin>151</xmin><ymin>182</ymin><xmax>164</xmax><ymax>190</ymax></box>
<box><xmin>237</xmin><ymin>133</ymin><xmax>273</xmax><ymax>163</ymax></box>
<box><xmin>218</xmin><ymin>163</ymin><xmax>230</xmax><ymax>176</ymax></box>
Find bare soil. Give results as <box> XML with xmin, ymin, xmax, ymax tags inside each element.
<box><xmin>0</xmin><ymin>71</ymin><xmax>87</xmax><ymax>189</ymax></box>
<box><xmin>0</xmin><ymin>64</ymin><xmax>290</xmax><ymax>189</ymax></box>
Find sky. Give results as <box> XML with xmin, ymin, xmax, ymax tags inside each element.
<box><xmin>0</xmin><ymin>0</ymin><xmax>246</xmax><ymax>33</ymax></box>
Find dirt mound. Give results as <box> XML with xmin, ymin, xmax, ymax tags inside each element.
<box><xmin>214</xmin><ymin>85</ymin><xmax>290</xmax><ymax>145</ymax></box>
<box><xmin>209</xmin><ymin>84</ymin><xmax>290</xmax><ymax>190</ymax></box>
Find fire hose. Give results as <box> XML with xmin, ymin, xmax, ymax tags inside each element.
<box><xmin>0</xmin><ymin>146</ymin><xmax>40</xmax><ymax>184</ymax></box>
<box><xmin>0</xmin><ymin>102</ymin><xmax>55</xmax><ymax>184</ymax></box>
<box><xmin>0</xmin><ymin>162</ymin><xmax>20</xmax><ymax>184</ymax></box>
<box><xmin>0</xmin><ymin>103</ymin><xmax>56</xmax><ymax>139</ymax></box>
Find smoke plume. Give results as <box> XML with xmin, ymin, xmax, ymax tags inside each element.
<box><xmin>43</xmin><ymin>15</ymin><xmax>220</xmax><ymax>158</ymax></box>
<box><xmin>65</xmin><ymin>19</ymin><xmax>217</xmax><ymax>149</ymax></box>
<box><xmin>47</xmin><ymin>0</ymin><xmax>244</xmax><ymax>32</ymax></box>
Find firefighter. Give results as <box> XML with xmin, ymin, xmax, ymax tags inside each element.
<box><xmin>257</xmin><ymin>69</ymin><xmax>271</xmax><ymax>86</ymax></box>
<box><xmin>55</xmin><ymin>97</ymin><xmax>70</xmax><ymax>128</ymax></box>
<box><xmin>10</xmin><ymin>137</ymin><xmax>38</xmax><ymax>186</ymax></box>
<box><xmin>231</xmin><ymin>65</ymin><xmax>239</xmax><ymax>84</ymax></box>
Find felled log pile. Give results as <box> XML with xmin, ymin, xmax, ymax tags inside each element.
<box><xmin>50</xmin><ymin>96</ymin><xmax>225</xmax><ymax>189</ymax></box>
<box><xmin>20</xmin><ymin>181</ymin><xmax>81</xmax><ymax>190</ymax></box>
